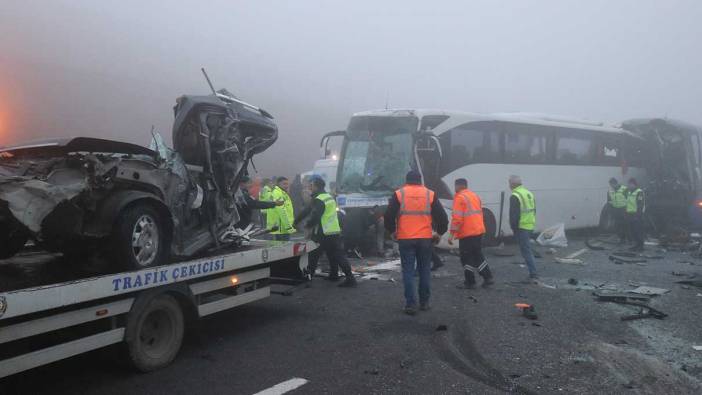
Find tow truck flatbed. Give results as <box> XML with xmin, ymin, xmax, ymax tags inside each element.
<box><xmin>0</xmin><ymin>239</ymin><xmax>314</xmax><ymax>378</ymax></box>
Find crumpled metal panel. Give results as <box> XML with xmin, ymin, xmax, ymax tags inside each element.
<box><xmin>0</xmin><ymin>177</ymin><xmax>86</xmax><ymax>233</ymax></box>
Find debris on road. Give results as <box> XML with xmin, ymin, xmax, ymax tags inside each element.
<box><xmin>536</xmin><ymin>223</ymin><xmax>568</xmax><ymax>248</ymax></box>
<box><xmin>627</xmin><ymin>286</ymin><xmax>670</xmax><ymax>296</ymax></box>
<box><xmin>585</xmin><ymin>239</ymin><xmax>607</xmax><ymax>250</ymax></box>
<box><xmin>593</xmin><ymin>291</ymin><xmax>652</xmax><ymax>302</ymax></box>
<box><xmin>693</xmin><ymin>346</ymin><xmax>702</xmax><ymax>351</ymax></box>
<box><xmin>515</xmin><ymin>303</ymin><xmax>538</xmax><ymax>320</ymax></box>
<box><xmin>568</xmin><ymin>278</ymin><xmax>578</xmax><ymax>285</ymax></box>
<box><xmin>566</xmin><ymin>248</ymin><xmax>589</xmax><ymax>259</ymax></box>
<box><xmin>435</xmin><ymin>324</ymin><xmax>448</xmax><ymax>331</ymax></box>
<box><xmin>468</xmin><ymin>295</ymin><xmax>478</xmax><ymax>303</ymax></box>
<box><xmin>675</xmin><ymin>279</ymin><xmax>702</xmax><ymax>288</ymax></box>
<box><xmin>608</xmin><ymin>255</ymin><xmax>647</xmax><ymax>265</ymax></box>
<box><xmin>554</xmin><ymin>257</ymin><xmax>585</xmax><ymax>265</ymax></box>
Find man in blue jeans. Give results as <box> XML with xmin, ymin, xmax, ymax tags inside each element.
<box><xmin>509</xmin><ymin>175</ymin><xmax>538</xmax><ymax>280</ymax></box>
<box><xmin>385</xmin><ymin>171</ymin><xmax>448</xmax><ymax>315</ymax></box>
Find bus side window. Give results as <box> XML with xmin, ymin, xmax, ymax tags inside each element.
<box><xmin>441</xmin><ymin>122</ymin><xmax>501</xmax><ymax>173</ymax></box>
<box><xmin>555</xmin><ymin>131</ymin><xmax>594</xmax><ymax>165</ymax></box>
<box><xmin>502</xmin><ymin>123</ymin><xmax>549</xmax><ymax>164</ymax></box>
<box><xmin>594</xmin><ymin>135</ymin><xmax>621</xmax><ymax>166</ymax></box>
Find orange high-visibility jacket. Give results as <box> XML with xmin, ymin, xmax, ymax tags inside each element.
<box><xmin>450</xmin><ymin>188</ymin><xmax>485</xmax><ymax>238</ymax></box>
<box><xmin>395</xmin><ymin>184</ymin><xmax>435</xmax><ymax>239</ymax></box>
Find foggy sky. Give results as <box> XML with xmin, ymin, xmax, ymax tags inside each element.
<box><xmin>1</xmin><ymin>0</ymin><xmax>701</xmax><ymax>177</ymax></box>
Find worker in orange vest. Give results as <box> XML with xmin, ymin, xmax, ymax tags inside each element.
<box><xmin>448</xmin><ymin>178</ymin><xmax>494</xmax><ymax>289</ymax></box>
<box><xmin>385</xmin><ymin>170</ymin><xmax>448</xmax><ymax>315</ymax></box>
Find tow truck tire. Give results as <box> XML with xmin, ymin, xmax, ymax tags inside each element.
<box><xmin>111</xmin><ymin>203</ymin><xmax>168</xmax><ymax>270</ymax></box>
<box><xmin>0</xmin><ymin>228</ymin><xmax>27</xmax><ymax>259</ymax></box>
<box><xmin>125</xmin><ymin>294</ymin><xmax>184</xmax><ymax>372</ymax></box>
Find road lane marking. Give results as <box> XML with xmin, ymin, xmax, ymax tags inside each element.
<box><xmin>253</xmin><ymin>378</ymin><xmax>309</xmax><ymax>395</ymax></box>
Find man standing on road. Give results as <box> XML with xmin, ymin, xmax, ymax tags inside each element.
<box><xmin>294</xmin><ymin>176</ymin><xmax>357</xmax><ymax>287</ymax></box>
<box><xmin>449</xmin><ymin>178</ymin><xmax>494</xmax><ymax>289</ymax></box>
<box><xmin>385</xmin><ymin>170</ymin><xmax>448</xmax><ymax>315</ymax></box>
<box><xmin>271</xmin><ymin>177</ymin><xmax>296</xmax><ymax>241</ymax></box>
<box><xmin>626</xmin><ymin>177</ymin><xmax>646</xmax><ymax>252</ymax></box>
<box><xmin>509</xmin><ymin>175</ymin><xmax>538</xmax><ymax>280</ymax></box>
<box><xmin>607</xmin><ymin>178</ymin><xmax>628</xmax><ymax>243</ymax></box>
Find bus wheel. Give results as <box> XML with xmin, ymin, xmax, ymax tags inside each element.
<box><xmin>482</xmin><ymin>209</ymin><xmax>498</xmax><ymax>246</ymax></box>
<box><xmin>125</xmin><ymin>294</ymin><xmax>185</xmax><ymax>372</ymax></box>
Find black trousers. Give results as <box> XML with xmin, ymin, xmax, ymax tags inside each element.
<box><xmin>611</xmin><ymin>207</ymin><xmax>627</xmax><ymax>242</ymax></box>
<box><xmin>308</xmin><ymin>234</ymin><xmax>353</xmax><ymax>278</ymax></box>
<box><xmin>628</xmin><ymin>214</ymin><xmax>644</xmax><ymax>249</ymax></box>
<box><xmin>459</xmin><ymin>235</ymin><xmax>492</xmax><ymax>284</ymax></box>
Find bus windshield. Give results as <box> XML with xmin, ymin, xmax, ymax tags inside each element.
<box><xmin>337</xmin><ymin>116</ymin><xmax>417</xmax><ymax>194</ymax></box>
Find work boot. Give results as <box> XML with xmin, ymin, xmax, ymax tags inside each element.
<box><xmin>338</xmin><ymin>277</ymin><xmax>357</xmax><ymax>287</ymax></box>
<box><xmin>420</xmin><ymin>302</ymin><xmax>431</xmax><ymax>311</ymax></box>
<box><xmin>404</xmin><ymin>305</ymin><xmax>417</xmax><ymax>315</ymax></box>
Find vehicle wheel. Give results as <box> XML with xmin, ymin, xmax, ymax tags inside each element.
<box><xmin>482</xmin><ymin>209</ymin><xmax>498</xmax><ymax>246</ymax></box>
<box><xmin>111</xmin><ymin>204</ymin><xmax>168</xmax><ymax>270</ymax></box>
<box><xmin>125</xmin><ymin>294</ymin><xmax>184</xmax><ymax>372</ymax></box>
<box><xmin>0</xmin><ymin>224</ymin><xmax>28</xmax><ymax>259</ymax></box>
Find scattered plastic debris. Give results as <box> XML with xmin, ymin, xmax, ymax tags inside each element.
<box><xmin>536</xmin><ymin>223</ymin><xmax>568</xmax><ymax>248</ymax></box>
<box><xmin>554</xmin><ymin>257</ymin><xmax>585</xmax><ymax>265</ymax></box>
<box><xmin>515</xmin><ymin>303</ymin><xmax>538</xmax><ymax>320</ymax></box>
<box><xmin>435</xmin><ymin>324</ymin><xmax>448</xmax><ymax>331</ymax></box>
<box><xmin>693</xmin><ymin>346</ymin><xmax>702</xmax><ymax>351</ymax></box>
<box><xmin>627</xmin><ymin>286</ymin><xmax>670</xmax><ymax>296</ymax></box>
<box><xmin>566</xmin><ymin>248</ymin><xmax>588</xmax><ymax>259</ymax></box>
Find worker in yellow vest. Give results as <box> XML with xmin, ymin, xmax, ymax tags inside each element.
<box><xmin>626</xmin><ymin>177</ymin><xmax>645</xmax><ymax>252</ymax></box>
<box><xmin>259</xmin><ymin>178</ymin><xmax>275</xmax><ymax>230</ymax></box>
<box><xmin>607</xmin><ymin>178</ymin><xmax>628</xmax><ymax>244</ymax></box>
<box><xmin>509</xmin><ymin>175</ymin><xmax>538</xmax><ymax>280</ymax></box>
<box><xmin>270</xmin><ymin>177</ymin><xmax>296</xmax><ymax>240</ymax></box>
<box><xmin>294</xmin><ymin>176</ymin><xmax>357</xmax><ymax>287</ymax></box>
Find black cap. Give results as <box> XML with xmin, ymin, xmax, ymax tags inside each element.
<box><xmin>405</xmin><ymin>170</ymin><xmax>422</xmax><ymax>184</ymax></box>
<box><xmin>609</xmin><ymin>177</ymin><xmax>618</xmax><ymax>185</ymax></box>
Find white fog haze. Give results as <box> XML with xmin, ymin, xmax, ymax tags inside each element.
<box><xmin>1</xmin><ymin>0</ymin><xmax>701</xmax><ymax>177</ymax></box>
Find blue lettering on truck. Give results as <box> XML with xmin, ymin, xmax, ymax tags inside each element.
<box><xmin>111</xmin><ymin>259</ymin><xmax>225</xmax><ymax>292</ymax></box>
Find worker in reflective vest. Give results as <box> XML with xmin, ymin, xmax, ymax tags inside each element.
<box><xmin>625</xmin><ymin>177</ymin><xmax>646</xmax><ymax>252</ymax></box>
<box><xmin>449</xmin><ymin>178</ymin><xmax>494</xmax><ymax>289</ymax></box>
<box><xmin>294</xmin><ymin>176</ymin><xmax>357</xmax><ymax>288</ymax></box>
<box><xmin>259</xmin><ymin>178</ymin><xmax>275</xmax><ymax>230</ymax></box>
<box><xmin>607</xmin><ymin>178</ymin><xmax>629</xmax><ymax>244</ymax></box>
<box><xmin>384</xmin><ymin>170</ymin><xmax>448</xmax><ymax>315</ymax></box>
<box><xmin>270</xmin><ymin>177</ymin><xmax>296</xmax><ymax>240</ymax></box>
<box><xmin>509</xmin><ymin>175</ymin><xmax>538</xmax><ymax>280</ymax></box>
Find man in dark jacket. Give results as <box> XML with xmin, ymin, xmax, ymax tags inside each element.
<box><xmin>384</xmin><ymin>170</ymin><xmax>448</xmax><ymax>315</ymax></box>
<box><xmin>294</xmin><ymin>176</ymin><xmax>357</xmax><ymax>287</ymax></box>
<box><xmin>235</xmin><ymin>176</ymin><xmax>282</xmax><ymax>230</ymax></box>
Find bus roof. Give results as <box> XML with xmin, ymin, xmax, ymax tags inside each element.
<box><xmin>351</xmin><ymin>108</ymin><xmax>631</xmax><ymax>135</ymax></box>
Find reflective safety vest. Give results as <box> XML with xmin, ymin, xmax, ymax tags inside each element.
<box><xmin>609</xmin><ymin>185</ymin><xmax>628</xmax><ymax>209</ymax></box>
<box><xmin>450</xmin><ymin>189</ymin><xmax>485</xmax><ymax>238</ymax></box>
<box><xmin>316</xmin><ymin>192</ymin><xmax>341</xmax><ymax>235</ymax></box>
<box><xmin>260</xmin><ymin>186</ymin><xmax>276</xmax><ymax>230</ymax></box>
<box><xmin>395</xmin><ymin>184</ymin><xmax>435</xmax><ymax>240</ymax></box>
<box><xmin>626</xmin><ymin>188</ymin><xmax>643</xmax><ymax>214</ymax></box>
<box><xmin>271</xmin><ymin>186</ymin><xmax>296</xmax><ymax>234</ymax></box>
<box><xmin>512</xmin><ymin>185</ymin><xmax>536</xmax><ymax>231</ymax></box>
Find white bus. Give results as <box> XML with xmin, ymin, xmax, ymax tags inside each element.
<box><xmin>335</xmin><ymin>109</ymin><xmax>648</xmax><ymax>244</ymax></box>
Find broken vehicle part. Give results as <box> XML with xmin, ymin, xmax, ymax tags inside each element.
<box><xmin>0</xmin><ymin>87</ymin><xmax>278</xmax><ymax>270</ymax></box>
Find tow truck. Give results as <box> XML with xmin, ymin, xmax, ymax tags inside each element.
<box><xmin>0</xmin><ymin>239</ymin><xmax>313</xmax><ymax>378</ymax></box>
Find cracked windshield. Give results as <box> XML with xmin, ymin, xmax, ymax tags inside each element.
<box><xmin>338</xmin><ymin>115</ymin><xmax>417</xmax><ymax>194</ymax></box>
